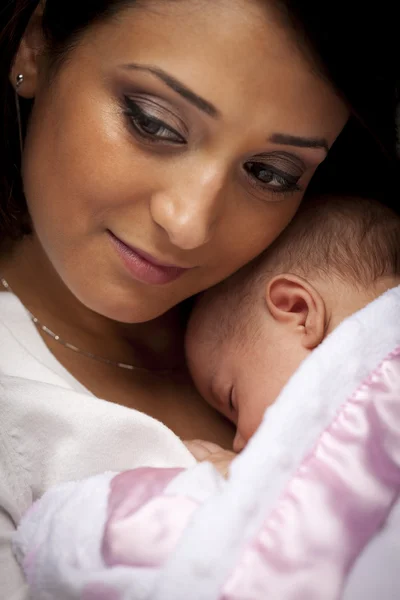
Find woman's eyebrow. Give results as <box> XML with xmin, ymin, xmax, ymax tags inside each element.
<box><xmin>270</xmin><ymin>133</ymin><xmax>329</xmax><ymax>153</ymax></box>
<box><xmin>120</xmin><ymin>63</ymin><xmax>330</xmax><ymax>153</ymax></box>
<box><xmin>120</xmin><ymin>63</ymin><xmax>220</xmax><ymax>118</ymax></box>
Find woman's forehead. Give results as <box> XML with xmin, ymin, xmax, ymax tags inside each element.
<box><xmin>70</xmin><ymin>0</ymin><xmax>348</xmax><ymax>142</ymax></box>
<box><xmin>91</xmin><ymin>0</ymin><xmax>313</xmax><ymax>85</ymax></box>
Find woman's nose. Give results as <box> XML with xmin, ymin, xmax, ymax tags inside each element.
<box><xmin>150</xmin><ymin>165</ymin><xmax>226</xmax><ymax>250</ymax></box>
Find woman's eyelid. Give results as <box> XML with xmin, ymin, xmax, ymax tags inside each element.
<box><xmin>125</xmin><ymin>95</ymin><xmax>308</xmax><ymax>185</ymax></box>
<box><xmin>251</xmin><ymin>151</ymin><xmax>306</xmax><ymax>176</ymax></box>
<box><xmin>127</xmin><ymin>94</ymin><xmax>189</xmax><ymax>137</ymax></box>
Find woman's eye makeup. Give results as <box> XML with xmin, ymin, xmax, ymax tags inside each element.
<box><xmin>123</xmin><ymin>95</ymin><xmax>187</xmax><ymax>145</ymax></box>
<box><xmin>122</xmin><ymin>94</ymin><xmax>306</xmax><ymax>197</ymax></box>
<box><xmin>243</xmin><ymin>154</ymin><xmax>304</xmax><ymax>196</ymax></box>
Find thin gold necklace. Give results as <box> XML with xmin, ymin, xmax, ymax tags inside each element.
<box><xmin>0</xmin><ymin>276</ymin><xmax>177</xmax><ymax>373</ymax></box>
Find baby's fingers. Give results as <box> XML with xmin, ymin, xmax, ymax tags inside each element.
<box><xmin>184</xmin><ymin>439</ymin><xmax>226</xmax><ymax>460</ymax></box>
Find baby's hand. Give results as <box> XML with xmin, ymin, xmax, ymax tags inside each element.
<box><xmin>184</xmin><ymin>439</ymin><xmax>237</xmax><ymax>478</ymax></box>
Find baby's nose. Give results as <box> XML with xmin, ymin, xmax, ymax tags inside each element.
<box><xmin>233</xmin><ymin>431</ymin><xmax>246</xmax><ymax>453</ymax></box>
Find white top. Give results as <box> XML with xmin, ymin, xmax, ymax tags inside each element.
<box><xmin>0</xmin><ymin>291</ymin><xmax>195</xmax><ymax>599</ymax></box>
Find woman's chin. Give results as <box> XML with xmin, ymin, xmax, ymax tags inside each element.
<box><xmin>72</xmin><ymin>285</ymin><xmax>183</xmax><ymax>325</ymax></box>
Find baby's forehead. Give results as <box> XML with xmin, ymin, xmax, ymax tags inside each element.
<box><xmin>186</xmin><ymin>299</ymin><xmax>223</xmax><ymax>382</ymax></box>
<box><xmin>190</xmin><ymin>274</ymin><xmax>257</xmax><ymax>346</ymax></box>
<box><xmin>189</xmin><ymin>292</ymin><xmax>227</xmax><ymax>340</ymax></box>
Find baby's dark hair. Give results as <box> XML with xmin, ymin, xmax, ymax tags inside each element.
<box><xmin>255</xmin><ymin>195</ymin><xmax>400</xmax><ymax>287</ymax></box>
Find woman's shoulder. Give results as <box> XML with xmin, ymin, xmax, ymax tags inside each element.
<box><xmin>0</xmin><ymin>293</ymin><xmax>195</xmax><ymax>508</ymax></box>
<box><xmin>0</xmin><ymin>292</ymin><xmax>56</xmax><ymax>381</ymax></box>
<box><xmin>0</xmin><ymin>291</ymin><xmax>88</xmax><ymax>392</ymax></box>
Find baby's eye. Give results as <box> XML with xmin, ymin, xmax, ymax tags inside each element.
<box><xmin>228</xmin><ymin>386</ymin><xmax>236</xmax><ymax>413</ymax></box>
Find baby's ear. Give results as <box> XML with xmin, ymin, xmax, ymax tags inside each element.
<box><xmin>265</xmin><ymin>274</ymin><xmax>326</xmax><ymax>349</ymax></box>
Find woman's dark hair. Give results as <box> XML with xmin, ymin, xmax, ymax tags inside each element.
<box><xmin>0</xmin><ymin>0</ymin><xmax>399</xmax><ymax>239</ymax></box>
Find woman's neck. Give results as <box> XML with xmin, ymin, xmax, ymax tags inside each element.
<box><xmin>0</xmin><ymin>235</ymin><xmax>189</xmax><ymax>372</ymax></box>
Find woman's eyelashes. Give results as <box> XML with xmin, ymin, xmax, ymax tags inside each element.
<box><xmin>123</xmin><ymin>95</ymin><xmax>188</xmax><ymax>145</ymax></box>
<box><xmin>244</xmin><ymin>152</ymin><xmax>305</xmax><ymax>196</ymax></box>
<box><xmin>244</xmin><ymin>161</ymin><xmax>302</xmax><ymax>195</ymax></box>
<box><xmin>123</xmin><ymin>95</ymin><xmax>305</xmax><ymax>196</ymax></box>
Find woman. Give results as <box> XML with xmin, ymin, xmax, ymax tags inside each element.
<box><xmin>0</xmin><ymin>0</ymin><xmax>398</xmax><ymax>596</ymax></box>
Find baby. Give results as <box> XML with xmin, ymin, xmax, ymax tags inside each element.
<box><xmin>185</xmin><ymin>194</ymin><xmax>400</xmax><ymax>468</ymax></box>
<box><xmin>13</xmin><ymin>195</ymin><xmax>400</xmax><ymax>600</ymax></box>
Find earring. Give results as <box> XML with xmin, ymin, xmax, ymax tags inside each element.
<box><xmin>15</xmin><ymin>74</ymin><xmax>24</xmax><ymax>155</ymax></box>
<box><xmin>16</xmin><ymin>73</ymin><xmax>24</xmax><ymax>89</ymax></box>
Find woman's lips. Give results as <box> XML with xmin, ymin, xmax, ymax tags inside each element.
<box><xmin>108</xmin><ymin>231</ymin><xmax>192</xmax><ymax>285</ymax></box>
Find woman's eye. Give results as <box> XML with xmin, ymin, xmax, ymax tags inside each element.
<box><xmin>124</xmin><ymin>96</ymin><xmax>187</xmax><ymax>145</ymax></box>
<box><xmin>244</xmin><ymin>161</ymin><xmax>301</xmax><ymax>194</ymax></box>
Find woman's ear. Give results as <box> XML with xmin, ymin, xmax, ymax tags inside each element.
<box><xmin>265</xmin><ymin>274</ymin><xmax>326</xmax><ymax>349</ymax></box>
<box><xmin>10</xmin><ymin>3</ymin><xmax>46</xmax><ymax>99</ymax></box>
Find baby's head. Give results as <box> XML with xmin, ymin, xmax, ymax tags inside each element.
<box><xmin>186</xmin><ymin>196</ymin><xmax>400</xmax><ymax>451</ymax></box>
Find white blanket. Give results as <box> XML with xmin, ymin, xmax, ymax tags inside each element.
<box><xmin>14</xmin><ymin>285</ymin><xmax>400</xmax><ymax>599</ymax></box>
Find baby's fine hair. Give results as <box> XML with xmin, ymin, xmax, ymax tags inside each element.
<box><xmin>253</xmin><ymin>195</ymin><xmax>400</xmax><ymax>288</ymax></box>
<box><xmin>189</xmin><ymin>195</ymin><xmax>400</xmax><ymax>354</ymax></box>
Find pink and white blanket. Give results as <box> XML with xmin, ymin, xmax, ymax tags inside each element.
<box><xmin>13</xmin><ymin>285</ymin><xmax>400</xmax><ymax>599</ymax></box>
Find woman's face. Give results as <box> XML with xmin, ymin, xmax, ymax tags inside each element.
<box><xmin>17</xmin><ymin>0</ymin><xmax>348</xmax><ymax>322</ymax></box>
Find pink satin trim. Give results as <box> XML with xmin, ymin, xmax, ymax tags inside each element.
<box><xmin>102</xmin><ymin>467</ymin><xmax>200</xmax><ymax>568</ymax></box>
<box><xmin>222</xmin><ymin>347</ymin><xmax>400</xmax><ymax>600</ymax></box>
